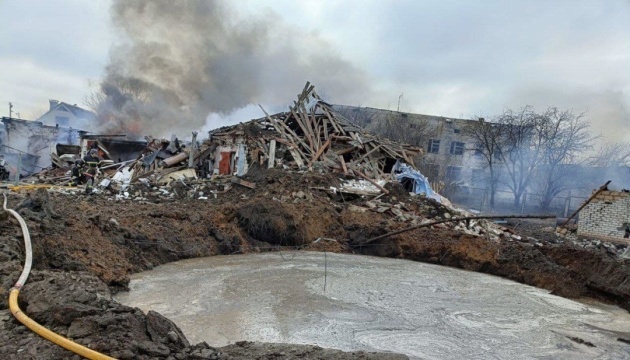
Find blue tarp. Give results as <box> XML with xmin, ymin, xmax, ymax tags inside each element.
<box><xmin>393</xmin><ymin>162</ymin><xmax>442</xmax><ymax>203</ymax></box>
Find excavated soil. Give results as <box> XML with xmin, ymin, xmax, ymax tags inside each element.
<box><xmin>1</xmin><ymin>171</ymin><xmax>630</xmax><ymax>359</ymax></box>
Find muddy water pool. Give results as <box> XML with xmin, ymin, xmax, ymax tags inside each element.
<box><xmin>115</xmin><ymin>252</ymin><xmax>630</xmax><ymax>359</ymax></box>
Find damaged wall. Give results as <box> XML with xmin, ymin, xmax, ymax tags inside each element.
<box><xmin>578</xmin><ymin>190</ymin><xmax>630</xmax><ymax>242</ymax></box>
<box><xmin>213</xmin><ymin>144</ymin><xmax>248</xmax><ymax>176</ymax></box>
<box><xmin>0</xmin><ymin>117</ymin><xmax>81</xmax><ymax>174</ymax></box>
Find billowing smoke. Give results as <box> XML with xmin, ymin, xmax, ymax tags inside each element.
<box><xmin>92</xmin><ymin>0</ymin><xmax>373</xmax><ymax>138</ymax></box>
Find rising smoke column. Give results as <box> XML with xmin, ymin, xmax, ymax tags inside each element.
<box><xmin>95</xmin><ymin>0</ymin><xmax>372</xmax><ymax>137</ymax></box>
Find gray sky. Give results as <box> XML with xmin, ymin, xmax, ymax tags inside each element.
<box><xmin>1</xmin><ymin>0</ymin><xmax>629</xmax><ymax>141</ymax></box>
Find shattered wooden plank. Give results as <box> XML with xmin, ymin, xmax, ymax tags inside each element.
<box><xmin>290</xmin><ymin>108</ymin><xmax>312</xmax><ymax>144</ymax></box>
<box><xmin>321</xmin><ymin>107</ymin><xmax>345</xmax><ymax>135</ymax></box>
<box><xmin>230</xmin><ymin>177</ymin><xmax>256</xmax><ymax>189</ymax></box>
<box><xmin>289</xmin><ymin>148</ymin><xmax>306</xmax><ymax>168</ymax></box>
<box><xmin>160</xmin><ymin>151</ymin><xmax>189</xmax><ymax>167</ymax></box>
<box><xmin>258</xmin><ymin>104</ymin><xmax>286</xmax><ymax>135</ymax></box>
<box><xmin>274</xmin><ymin>137</ymin><xmax>297</xmax><ymax>149</ymax></box>
<box><xmin>334</xmin><ymin>147</ymin><xmax>356</xmax><ymax>156</ymax></box>
<box><xmin>278</xmin><ymin>111</ymin><xmax>313</xmax><ymax>155</ymax></box>
<box><xmin>268</xmin><ymin>139</ymin><xmax>276</xmax><ymax>169</ymax></box>
<box><xmin>297</xmin><ymin>104</ymin><xmax>319</xmax><ymax>152</ymax></box>
<box><xmin>352</xmin><ymin>168</ymin><xmax>390</xmax><ymax>194</ymax></box>
<box><xmin>338</xmin><ymin>155</ymin><xmax>348</xmax><ymax>175</ymax></box>
<box><xmin>358</xmin><ymin>144</ymin><xmax>382</xmax><ymax>163</ymax></box>
<box><xmin>401</xmin><ymin>149</ymin><xmax>414</xmax><ymax>165</ymax></box>
<box><xmin>307</xmin><ymin>138</ymin><xmax>332</xmax><ymax>168</ymax></box>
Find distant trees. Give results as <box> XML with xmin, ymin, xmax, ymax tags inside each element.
<box><xmin>334</xmin><ymin>106</ymin><xmax>432</xmax><ymax>148</ymax></box>
<box><xmin>467</xmin><ymin>106</ymin><xmax>593</xmax><ymax>209</ymax></box>
<box><xmin>333</xmin><ymin>105</ymin><xmax>379</xmax><ymax>128</ymax></box>
<box><xmin>535</xmin><ymin>108</ymin><xmax>592</xmax><ymax>210</ymax></box>
<box><xmin>587</xmin><ymin>141</ymin><xmax>630</xmax><ymax>168</ymax></box>
<box><xmin>373</xmin><ymin>113</ymin><xmax>431</xmax><ymax>148</ymax></box>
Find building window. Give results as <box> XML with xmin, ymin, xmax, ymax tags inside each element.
<box><xmin>427</xmin><ymin>139</ymin><xmax>440</xmax><ymax>153</ymax></box>
<box><xmin>446</xmin><ymin>166</ymin><xmax>462</xmax><ymax>181</ymax></box>
<box><xmin>450</xmin><ymin>141</ymin><xmax>465</xmax><ymax>155</ymax></box>
<box><xmin>453</xmin><ymin>128</ymin><xmax>460</xmax><ymax>134</ymax></box>
<box><xmin>55</xmin><ymin>116</ymin><xmax>69</xmax><ymax>127</ymax></box>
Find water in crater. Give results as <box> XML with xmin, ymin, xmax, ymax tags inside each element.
<box><xmin>114</xmin><ymin>252</ymin><xmax>630</xmax><ymax>359</ymax></box>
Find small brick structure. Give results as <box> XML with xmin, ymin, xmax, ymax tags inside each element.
<box><xmin>578</xmin><ymin>190</ymin><xmax>630</xmax><ymax>243</ymax></box>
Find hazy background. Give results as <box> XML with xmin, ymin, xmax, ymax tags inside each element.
<box><xmin>0</xmin><ymin>0</ymin><xmax>628</xmax><ymax>140</ymax></box>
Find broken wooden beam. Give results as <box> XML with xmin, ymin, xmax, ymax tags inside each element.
<box><xmin>231</xmin><ymin>177</ymin><xmax>256</xmax><ymax>189</ymax></box>
<box><xmin>352</xmin><ymin>168</ymin><xmax>389</xmax><ymax>194</ymax></box>
<box><xmin>308</xmin><ymin>137</ymin><xmax>332</xmax><ymax>167</ymax></box>
<box><xmin>338</xmin><ymin>155</ymin><xmax>348</xmax><ymax>175</ymax></box>
<box><xmin>160</xmin><ymin>151</ymin><xmax>189</xmax><ymax>167</ymax></box>
<box><xmin>268</xmin><ymin>139</ymin><xmax>276</xmax><ymax>169</ymax></box>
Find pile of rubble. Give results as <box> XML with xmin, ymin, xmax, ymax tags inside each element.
<box><xmin>18</xmin><ymin>83</ymin><xmax>429</xmax><ymax>203</ymax></box>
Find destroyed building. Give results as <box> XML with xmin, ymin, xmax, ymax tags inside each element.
<box><xmin>205</xmin><ymin>83</ymin><xmax>424</xmax><ymax>186</ymax></box>
<box><xmin>0</xmin><ymin>117</ymin><xmax>82</xmax><ymax>176</ymax></box>
<box><xmin>578</xmin><ymin>189</ymin><xmax>630</xmax><ymax>243</ymax></box>
<box><xmin>23</xmin><ymin>83</ymin><xmax>443</xmax><ymax>203</ymax></box>
<box><xmin>0</xmin><ymin>101</ymin><xmax>97</xmax><ymax>179</ymax></box>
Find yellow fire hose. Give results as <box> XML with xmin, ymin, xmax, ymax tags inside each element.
<box><xmin>3</xmin><ymin>193</ymin><xmax>117</xmax><ymax>360</ymax></box>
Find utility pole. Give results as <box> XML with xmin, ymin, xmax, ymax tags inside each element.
<box><xmin>397</xmin><ymin>93</ymin><xmax>403</xmax><ymax>112</ymax></box>
<box><xmin>9</xmin><ymin>102</ymin><xmax>13</xmax><ymax>119</ymax></box>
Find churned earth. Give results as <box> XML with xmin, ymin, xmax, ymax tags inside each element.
<box><xmin>1</xmin><ymin>168</ymin><xmax>629</xmax><ymax>359</ymax></box>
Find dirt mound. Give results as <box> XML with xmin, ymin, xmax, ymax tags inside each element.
<box><xmin>15</xmin><ymin>188</ymin><xmax>59</xmax><ymax>219</ymax></box>
<box><xmin>237</xmin><ymin>201</ymin><xmax>304</xmax><ymax>245</ymax></box>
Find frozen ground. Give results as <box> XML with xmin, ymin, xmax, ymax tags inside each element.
<box><xmin>115</xmin><ymin>252</ymin><xmax>630</xmax><ymax>359</ymax></box>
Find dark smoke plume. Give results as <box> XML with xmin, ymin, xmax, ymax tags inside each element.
<box><xmin>91</xmin><ymin>0</ymin><xmax>372</xmax><ymax>137</ymax></box>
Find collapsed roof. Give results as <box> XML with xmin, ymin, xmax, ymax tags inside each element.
<box><xmin>207</xmin><ymin>82</ymin><xmax>423</xmax><ymax>180</ymax></box>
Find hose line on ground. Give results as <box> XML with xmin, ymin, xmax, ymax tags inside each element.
<box><xmin>3</xmin><ymin>193</ymin><xmax>117</xmax><ymax>360</ymax></box>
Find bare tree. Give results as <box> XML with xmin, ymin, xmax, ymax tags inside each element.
<box><xmin>332</xmin><ymin>105</ymin><xmax>380</xmax><ymax>128</ymax></box>
<box><xmin>493</xmin><ymin>106</ymin><xmax>553</xmax><ymax>208</ymax></box>
<box><xmin>372</xmin><ymin>113</ymin><xmax>432</xmax><ymax>147</ymax></box>
<box><xmin>465</xmin><ymin>118</ymin><xmax>504</xmax><ymax>207</ymax></box>
<box><xmin>535</xmin><ymin>108</ymin><xmax>593</xmax><ymax>210</ymax></box>
<box><xmin>587</xmin><ymin>141</ymin><xmax>630</xmax><ymax>168</ymax></box>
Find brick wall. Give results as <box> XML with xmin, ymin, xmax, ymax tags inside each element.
<box><xmin>578</xmin><ymin>190</ymin><xmax>630</xmax><ymax>241</ymax></box>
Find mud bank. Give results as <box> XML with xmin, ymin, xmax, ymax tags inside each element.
<box><xmin>1</xmin><ymin>185</ymin><xmax>630</xmax><ymax>358</ymax></box>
